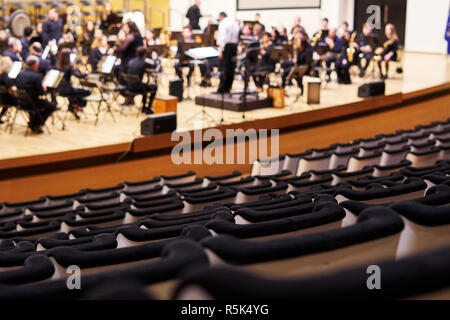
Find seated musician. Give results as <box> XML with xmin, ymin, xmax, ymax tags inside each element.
<box><xmin>276</xmin><ymin>26</ymin><xmax>289</xmax><ymax>43</ymax></box>
<box><xmin>281</xmin><ymin>30</ymin><xmax>313</xmax><ymax>95</ymax></box>
<box><xmin>240</xmin><ymin>23</ymin><xmax>257</xmax><ymax>42</ymax></box>
<box><xmin>15</xmin><ymin>56</ymin><xmax>56</xmax><ymax>134</ymax></box>
<box><xmin>82</xmin><ymin>21</ymin><xmax>96</xmax><ymax>56</ymax></box>
<box><xmin>145</xmin><ymin>29</ymin><xmax>161</xmax><ymax>47</ymax></box>
<box><xmin>0</xmin><ymin>56</ymin><xmax>16</xmax><ymax>124</ymax></box>
<box><xmin>56</xmin><ymin>48</ymin><xmax>91</xmax><ymax>119</ymax></box>
<box><xmin>357</xmin><ymin>23</ymin><xmax>375</xmax><ymax>77</ymax></box>
<box><xmin>125</xmin><ymin>47</ymin><xmax>158</xmax><ymax>114</ymax></box>
<box><xmin>324</xmin><ymin>28</ymin><xmax>344</xmax><ymax>82</ymax></box>
<box><xmin>100</xmin><ymin>2</ymin><xmax>120</xmax><ymax>34</ymax></box>
<box><xmin>252</xmin><ymin>32</ymin><xmax>276</xmax><ymax>91</ymax></box>
<box><xmin>2</xmin><ymin>37</ymin><xmax>23</xmax><ymax>62</ymax></box>
<box><xmin>30</xmin><ymin>42</ymin><xmax>50</xmax><ymax>76</ymax></box>
<box><xmin>89</xmin><ymin>35</ymin><xmax>113</xmax><ymax>71</ymax></box>
<box><xmin>311</xmin><ymin>18</ymin><xmax>330</xmax><ymax>45</ymax></box>
<box><xmin>252</xmin><ymin>23</ymin><xmax>264</xmax><ymax>41</ymax></box>
<box><xmin>21</xmin><ymin>27</ymin><xmax>34</xmax><ymax>60</ymax></box>
<box><xmin>377</xmin><ymin>23</ymin><xmax>399</xmax><ymax>80</ymax></box>
<box><xmin>174</xmin><ymin>25</ymin><xmax>195</xmax><ymax>87</ymax></box>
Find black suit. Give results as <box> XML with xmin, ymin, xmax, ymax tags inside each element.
<box><xmin>42</xmin><ymin>19</ymin><xmax>63</xmax><ymax>45</ymax></box>
<box><xmin>37</xmin><ymin>56</ymin><xmax>51</xmax><ymax>76</ymax></box>
<box><xmin>186</xmin><ymin>5</ymin><xmax>202</xmax><ymax>30</ymax></box>
<box><xmin>15</xmin><ymin>68</ymin><xmax>56</xmax><ymax>129</ymax></box>
<box><xmin>126</xmin><ymin>57</ymin><xmax>158</xmax><ymax>113</ymax></box>
<box><xmin>2</xmin><ymin>49</ymin><xmax>21</xmax><ymax>62</ymax></box>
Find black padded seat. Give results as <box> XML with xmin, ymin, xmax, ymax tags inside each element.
<box><xmin>0</xmin><ymin>255</ymin><xmax>54</xmax><ymax>285</ymax></box>
<box><xmin>305</xmin><ymin>182</ymin><xmax>353</xmax><ymax>196</ymax></box>
<box><xmin>77</xmin><ymin>206</ymin><xmax>127</xmax><ymax>219</ymax></box>
<box><xmin>121</xmin><ymin>185</ymin><xmax>165</xmax><ymax>200</ymax></box>
<box><xmin>131</xmin><ymin>195</ymin><xmax>182</xmax><ymax>210</ymax></box>
<box><xmin>0</xmin><ymin>221</ymin><xmax>60</xmax><ymax>240</ymax></box>
<box><xmin>0</xmin><ymin>206</ymin><xmax>23</xmax><ymax>222</ymax></box>
<box><xmin>347</xmin><ymin>152</ymin><xmax>382</xmax><ymax>172</ymax></box>
<box><xmin>355</xmin><ymin>137</ymin><xmax>384</xmax><ymax>149</ymax></box>
<box><xmin>234</xmin><ymin>194</ymin><xmax>311</xmax><ymax>213</ymax></box>
<box><xmin>429</xmin><ymin>128</ymin><xmax>450</xmax><ymax>140</ymax></box>
<box><xmin>160</xmin><ymin>171</ymin><xmax>196</xmax><ymax>184</ymax></box>
<box><xmin>183</xmin><ymin>189</ymin><xmax>237</xmax><ymax>213</ymax></box>
<box><xmin>334</xmin><ymin>142</ymin><xmax>359</xmax><ymax>153</ymax></box>
<box><xmin>397</xmin><ymin>129</ymin><xmax>426</xmax><ymax>140</ymax></box>
<box><xmin>216</xmin><ymin>176</ymin><xmax>255</xmax><ymax>188</ymax></box>
<box><xmin>390</xmin><ymin>201</ymin><xmax>450</xmax><ymax>258</ymax></box>
<box><xmin>253</xmin><ymin>170</ymin><xmax>292</xmax><ymax>183</ymax></box>
<box><xmin>283</xmin><ymin>151</ymin><xmax>313</xmax><ymax>175</ymax></box>
<box><xmin>251</xmin><ymin>156</ymin><xmax>286</xmax><ymax>177</ymax></box>
<box><xmin>150</xmin><ymin>208</ymin><xmax>216</xmax><ymax>221</ymax></box>
<box><xmin>123</xmin><ymin>177</ymin><xmax>161</xmax><ymax>193</ymax></box>
<box><xmin>228</xmin><ymin>194</ymin><xmax>298</xmax><ymax>211</ymax></box>
<box><xmin>286</xmin><ymin>175</ymin><xmax>332</xmax><ymax>193</ymax></box>
<box><xmin>28</xmin><ymin>202</ymin><xmax>78</xmax><ymax>222</ymax></box>
<box><xmin>129</xmin><ymin>190</ymin><xmax>178</xmax><ymax>203</ymax></box>
<box><xmin>234</xmin><ymin>182</ymin><xmax>288</xmax><ymax>203</ymax></box>
<box><xmin>334</xmin><ymin>177</ymin><xmax>426</xmax><ymax>204</ymax></box>
<box><xmin>124</xmin><ymin>201</ymin><xmax>185</xmax><ymax>224</ymax></box>
<box><xmin>407</xmin><ymin>133</ymin><xmax>432</xmax><ymax>146</ymax></box>
<box><xmin>0</xmin><ymin>241</ymin><xmax>35</xmax><ymax>253</ymax></box>
<box><xmin>358</xmin><ymin>143</ymin><xmax>387</xmax><ymax>157</ymax></box>
<box><xmin>308</xmin><ymin>145</ymin><xmax>337</xmax><ymax>157</ymax></box>
<box><xmin>80</xmin><ymin>185</ymin><xmax>125</xmax><ymax>198</ymax></box>
<box><xmin>410</xmin><ymin>140</ymin><xmax>437</xmax><ymax>153</ymax></box>
<box><xmin>76</xmin><ymin>193</ymin><xmax>121</xmax><ymax>207</ymax></box>
<box><xmin>400</xmin><ymin>160</ymin><xmax>450</xmax><ymax>177</ymax></box>
<box><xmin>436</xmin><ymin>137</ymin><xmax>450</xmax><ymax>147</ymax></box>
<box><xmin>421</xmin><ymin>173</ymin><xmax>450</xmax><ymax>189</ymax></box>
<box><xmin>207</xmin><ymin>202</ymin><xmax>345</xmax><ymax>241</ymax></box>
<box><xmin>163</xmin><ymin>178</ymin><xmax>204</xmax><ymax>192</ymax></box>
<box><xmin>115</xmin><ymin>218</ymin><xmax>217</xmax><ymax>247</ymax></box>
<box><xmin>439</xmin><ymin>145</ymin><xmax>450</xmax><ymax>160</ymax></box>
<box><xmin>0</xmin><ymin>240</ymin><xmax>209</xmax><ymax>300</ymax></box>
<box><xmin>1</xmin><ymin>197</ymin><xmax>46</xmax><ymax>210</ymax></box>
<box><xmin>309</xmin><ymin>167</ymin><xmax>346</xmax><ymax>180</ymax></box>
<box><xmin>173</xmin><ymin>245</ymin><xmax>450</xmax><ymax>300</ymax></box>
<box><xmin>45</xmin><ymin>191</ymin><xmax>88</xmax><ymax>206</ymax></box>
<box><xmin>202</xmin><ymin>207</ymin><xmax>404</xmax><ymax>277</ymax></box>
<box><xmin>347</xmin><ymin>172</ymin><xmax>404</xmax><ymax>190</ymax></box>
<box><xmin>372</xmin><ymin>160</ymin><xmax>412</xmax><ymax>177</ymax></box>
<box><xmin>61</xmin><ymin>210</ymin><xmax>126</xmax><ymax>233</ymax></box>
<box><xmin>329</xmin><ymin>148</ymin><xmax>359</xmax><ymax>170</ymax></box>
<box><xmin>36</xmin><ymin>233</ymin><xmax>117</xmax><ymax>251</ymax></box>
<box><xmin>379</xmin><ymin>145</ymin><xmax>411</xmax><ymax>167</ymax></box>
<box><xmin>405</xmin><ymin>147</ymin><xmax>441</xmax><ymax>168</ymax></box>
<box><xmin>331</xmin><ymin>167</ymin><xmax>374</xmax><ymax>185</ymax></box>
<box><xmin>177</xmin><ymin>184</ymin><xmax>218</xmax><ymax>196</ymax></box>
<box><xmin>203</xmin><ymin>171</ymin><xmax>242</xmax><ymax>185</ymax></box>
<box><xmin>297</xmin><ymin>153</ymin><xmax>333</xmax><ymax>175</ymax></box>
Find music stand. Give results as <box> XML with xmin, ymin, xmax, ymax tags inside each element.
<box><xmin>42</xmin><ymin>69</ymin><xmax>67</xmax><ymax>130</ymax></box>
<box><xmin>8</xmin><ymin>61</ymin><xmax>22</xmax><ymax>79</ymax></box>
<box><xmin>285</xmin><ymin>65</ymin><xmax>308</xmax><ymax>103</ymax></box>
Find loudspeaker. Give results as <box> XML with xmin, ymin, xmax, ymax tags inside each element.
<box><xmin>358</xmin><ymin>81</ymin><xmax>385</xmax><ymax>98</ymax></box>
<box><xmin>169</xmin><ymin>79</ymin><xmax>184</xmax><ymax>102</ymax></box>
<box><xmin>141</xmin><ymin>112</ymin><xmax>177</xmax><ymax>136</ymax></box>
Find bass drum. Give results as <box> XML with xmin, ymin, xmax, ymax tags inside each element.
<box><xmin>9</xmin><ymin>10</ymin><xmax>32</xmax><ymax>38</ymax></box>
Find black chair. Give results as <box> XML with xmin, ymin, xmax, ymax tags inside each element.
<box><xmin>120</xmin><ymin>73</ymin><xmax>144</xmax><ymax>116</ymax></box>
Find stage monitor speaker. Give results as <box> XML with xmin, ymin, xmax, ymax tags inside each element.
<box><xmin>141</xmin><ymin>112</ymin><xmax>177</xmax><ymax>136</ymax></box>
<box><xmin>358</xmin><ymin>81</ymin><xmax>385</xmax><ymax>98</ymax></box>
<box><xmin>169</xmin><ymin>79</ymin><xmax>184</xmax><ymax>102</ymax></box>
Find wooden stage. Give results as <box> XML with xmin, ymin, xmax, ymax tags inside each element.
<box><xmin>0</xmin><ymin>52</ymin><xmax>449</xmax><ymax>202</ymax></box>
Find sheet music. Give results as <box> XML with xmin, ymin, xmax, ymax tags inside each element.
<box><xmin>185</xmin><ymin>47</ymin><xmax>219</xmax><ymax>60</ymax></box>
<box><xmin>8</xmin><ymin>61</ymin><xmax>22</xmax><ymax>79</ymax></box>
<box><xmin>42</xmin><ymin>69</ymin><xmax>62</xmax><ymax>88</ymax></box>
<box><xmin>101</xmin><ymin>55</ymin><xmax>117</xmax><ymax>74</ymax></box>
<box><xmin>70</xmin><ymin>53</ymin><xmax>76</xmax><ymax>64</ymax></box>
<box><xmin>42</xmin><ymin>46</ymin><xmax>50</xmax><ymax>59</ymax></box>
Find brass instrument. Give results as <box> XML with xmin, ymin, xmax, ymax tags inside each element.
<box><xmin>311</xmin><ymin>30</ymin><xmax>323</xmax><ymax>47</ymax></box>
<box><xmin>375</xmin><ymin>38</ymin><xmax>395</xmax><ymax>56</ymax></box>
<box><xmin>346</xmin><ymin>31</ymin><xmax>357</xmax><ymax>63</ymax></box>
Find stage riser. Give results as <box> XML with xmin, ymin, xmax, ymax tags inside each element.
<box><xmin>195</xmin><ymin>93</ymin><xmax>273</xmax><ymax>112</ymax></box>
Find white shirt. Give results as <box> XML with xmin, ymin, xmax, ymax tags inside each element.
<box><xmin>218</xmin><ymin>17</ymin><xmax>240</xmax><ymax>50</ymax></box>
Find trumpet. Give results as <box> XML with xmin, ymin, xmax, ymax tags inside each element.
<box><xmin>311</xmin><ymin>30</ymin><xmax>323</xmax><ymax>47</ymax></box>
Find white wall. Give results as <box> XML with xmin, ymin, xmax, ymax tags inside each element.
<box><xmin>404</xmin><ymin>0</ymin><xmax>449</xmax><ymax>53</ymax></box>
<box><xmin>169</xmin><ymin>0</ymin><xmax>354</xmax><ymax>37</ymax></box>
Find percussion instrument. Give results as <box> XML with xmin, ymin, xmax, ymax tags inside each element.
<box><xmin>9</xmin><ymin>10</ymin><xmax>32</xmax><ymax>38</ymax></box>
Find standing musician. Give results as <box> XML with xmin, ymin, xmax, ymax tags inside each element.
<box><xmin>126</xmin><ymin>46</ymin><xmax>158</xmax><ymax>114</ymax></box>
<box><xmin>356</xmin><ymin>23</ymin><xmax>375</xmax><ymax>78</ymax></box>
<box><xmin>376</xmin><ymin>23</ymin><xmax>399</xmax><ymax>80</ymax></box>
<box><xmin>174</xmin><ymin>25</ymin><xmax>195</xmax><ymax>87</ymax></box>
<box><xmin>15</xmin><ymin>56</ymin><xmax>56</xmax><ymax>134</ymax></box>
<box><xmin>56</xmin><ymin>48</ymin><xmax>91</xmax><ymax>119</ymax></box>
<box><xmin>217</xmin><ymin>12</ymin><xmax>239</xmax><ymax>94</ymax></box>
<box><xmin>115</xmin><ymin>21</ymin><xmax>144</xmax><ymax>77</ymax></box>
<box><xmin>42</xmin><ymin>7</ymin><xmax>63</xmax><ymax>47</ymax></box>
<box><xmin>186</xmin><ymin>0</ymin><xmax>202</xmax><ymax>31</ymax></box>
<box><xmin>281</xmin><ymin>30</ymin><xmax>313</xmax><ymax>94</ymax></box>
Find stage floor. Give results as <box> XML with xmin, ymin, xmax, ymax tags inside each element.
<box><xmin>0</xmin><ymin>52</ymin><xmax>449</xmax><ymax>161</ymax></box>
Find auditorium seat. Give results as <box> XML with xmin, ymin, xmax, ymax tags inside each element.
<box><xmin>163</xmin><ymin>178</ymin><xmax>205</xmax><ymax>193</ymax></box>
<box><xmin>120</xmin><ymin>185</ymin><xmax>166</xmax><ymax>201</ymax></box>
<box><xmin>0</xmin><ymin>255</ymin><xmax>54</xmax><ymax>285</ymax></box>
<box><xmin>334</xmin><ymin>177</ymin><xmax>427</xmax><ymax>204</ymax></box>
<box><xmin>160</xmin><ymin>171</ymin><xmax>196</xmax><ymax>184</ymax></box>
<box><xmin>328</xmin><ymin>148</ymin><xmax>359</xmax><ymax>170</ymax></box>
<box><xmin>251</xmin><ymin>156</ymin><xmax>286</xmax><ymax>177</ymax></box>
<box><xmin>36</xmin><ymin>233</ymin><xmax>118</xmax><ymax>251</ymax></box>
<box><xmin>379</xmin><ymin>145</ymin><xmax>411</xmax><ymax>166</ymax></box>
<box><xmin>234</xmin><ymin>181</ymin><xmax>288</xmax><ymax>203</ymax></box>
<box><xmin>124</xmin><ymin>201</ymin><xmax>185</xmax><ymax>224</ymax></box>
<box><xmin>347</xmin><ymin>152</ymin><xmax>382</xmax><ymax>172</ymax></box>
<box><xmin>283</xmin><ymin>151</ymin><xmax>313</xmax><ymax>176</ymax></box>
<box><xmin>406</xmin><ymin>147</ymin><xmax>441</xmax><ymax>167</ymax></box>
<box><xmin>203</xmin><ymin>171</ymin><xmax>242</xmax><ymax>186</ymax></box>
<box><xmin>331</xmin><ymin>167</ymin><xmax>374</xmax><ymax>185</ymax></box>
<box><xmin>60</xmin><ymin>210</ymin><xmax>126</xmax><ymax>233</ymax></box>
<box><xmin>123</xmin><ymin>177</ymin><xmax>161</xmax><ymax>193</ymax></box>
<box><xmin>286</xmin><ymin>174</ymin><xmax>332</xmax><ymax>192</ymax></box>
<box><xmin>202</xmin><ymin>207</ymin><xmax>404</xmax><ymax>277</ymax></box>
<box><xmin>297</xmin><ymin>154</ymin><xmax>332</xmax><ymax>175</ymax></box>
<box><xmin>182</xmin><ymin>189</ymin><xmax>237</xmax><ymax>213</ymax></box>
<box><xmin>173</xmin><ymin>245</ymin><xmax>450</xmax><ymax>300</ymax></box>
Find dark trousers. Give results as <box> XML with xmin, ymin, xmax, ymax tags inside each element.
<box><xmin>28</xmin><ymin>99</ymin><xmax>56</xmax><ymax>128</ymax></box>
<box><xmin>60</xmin><ymin>86</ymin><xmax>91</xmax><ymax>109</ymax></box>
<box><xmin>128</xmin><ymin>82</ymin><xmax>157</xmax><ymax>112</ymax></box>
<box><xmin>199</xmin><ymin>58</ymin><xmax>221</xmax><ymax>80</ymax></box>
<box><xmin>175</xmin><ymin>62</ymin><xmax>194</xmax><ymax>84</ymax></box>
<box><xmin>218</xmin><ymin>43</ymin><xmax>237</xmax><ymax>93</ymax></box>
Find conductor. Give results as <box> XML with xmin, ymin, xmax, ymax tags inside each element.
<box><xmin>217</xmin><ymin>12</ymin><xmax>239</xmax><ymax>94</ymax></box>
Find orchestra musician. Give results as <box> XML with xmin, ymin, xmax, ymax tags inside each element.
<box><xmin>324</xmin><ymin>28</ymin><xmax>344</xmax><ymax>82</ymax></box>
<box><xmin>252</xmin><ymin>23</ymin><xmax>264</xmax><ymax>41</ymax></box>
<box><xmin>56</xmin><ymin>48</ymin><xmax>91</xmax><ymax>119</ymax></box>
<box><xmin>252</xmin><ymin>32</ymin><xmax>276</xmax><ymax>92</ymax></box>
<box><xmin>0</xmin><ymin>56</ymin><xmax>16</xmax><ymax>124</ymax></box>
<box><xmin>21</xmin><ymin>27</ymin><xmax>34</xmax><ymax>60</ymax></box>
<box><xmin>186</xmin><ymin>0</ymin><xmax>202</xmax><ymax>31</ymax></box>
<box><xmin>174</xmin><ymin>25</ymin><xmax>195</xmax><ymax>87</ymax></box>
<box><xmin>126</xmin><ymin>46</ymin><xmax>158</xmax><ymax>114</ymax></box>
<box><xmin>281</xmin><ymin>29</ymin><xmax>313</xmax><ymax>94</ymax></box>
<box><xmin>311</xmin><ymin>18</ymin><xmax>330</xmax><ymax>45</ymax></box>
<box><xmin>357</xmin><ymin>23</ymin><xmax>375</xmax><ymax>78</ymax></box>
<box><xmin>15</xmin><ymin>56</ymin><xmax>56</xmax><ymax>134</ymax></box>
<box><xmin>82</xmin><ymin>21</ymin><xmax>96</xmax><ymax>55</ymax></box>
<box><xmin>2</xmin><ymin>37</ymin><xmax>22</xmax><ymax>62</ymax></box>
<box><xmin>89</xmin><ymin>35</ymin><xmax>113</xmax><ymax>71</ymax></box>
<box><xmin>217</xmin><ymin>12</ymin><xmax>239</xmax><ymax>94</ymax></box>
<box><xmin>30</xmin><ymin>42</ymin><xmax>50</xmax><ymax>76</ymax></box>
<box><xmin>291</xmin><ymin>16</ymin><xmax>306</xmax><ymax>36</ymax></box>
<box><xmin>114</xmin><ymin>21</ymin><xmax>144</xmax><ymax>77</ymax></box>
<box><xmin>144</xmin><ymin>29</ymin><xmax>161</xmax><ymax>47</ymax></box>
<box><xmin>42</xmin><ymin>7</ymin><xmax>63</xmax><ymax>47</ymax></box>
<box><xmin>376</xmin><ymin>23</ymin><xmax>399</xmax><ymax>80</ymax></box>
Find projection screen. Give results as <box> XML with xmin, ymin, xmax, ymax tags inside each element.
<box><xmin>237</xmin><ymin>0</ymin><xmax>321</xmax><ymax>10</ymax></box>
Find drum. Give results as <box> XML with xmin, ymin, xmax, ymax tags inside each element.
<box><xmin>9</xmin><ymin>10</ymin><xmax>32</xmax><ymax>38</ymax></box>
